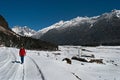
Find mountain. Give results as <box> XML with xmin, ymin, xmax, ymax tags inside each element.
<box><xmin>32</xmin><ymin>20</ymin><xmax>65</xmax><ymax>39</ymax></box>
<box><xmin>32</xmin><ymin>9</ymin><xmax>120</xmax><ymax>46</ymax></box>
<box><xmin>0</xmin><ymin>15</ymin><xmax>10</xmax><ymax>30</ymax></box>
<box><xmin>0</xmin><ymin>15</ymin><xmax>58</xmax><ymax>50</ymax></box>
<box><xmin>12</xmin><ymin>26</ymin><xmax>37</xmax><ymax>37</ymax></box>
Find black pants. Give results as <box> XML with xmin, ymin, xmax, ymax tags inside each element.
<box><xmin>20</xmin><ymin>56</ymin><xmax>24</xmax><ymax>64</ymax></box>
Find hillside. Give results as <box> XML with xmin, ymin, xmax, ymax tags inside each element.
<box><xmin>0</xmin><ymin>15</ymin><xmax>58</xmax><ymax>50</ymax></box>
<box><xmin>33</xmin><ymin>10</ymin><xmax>120</xmax><ymax>46</ymax></box>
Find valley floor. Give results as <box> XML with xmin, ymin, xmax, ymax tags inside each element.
<box><xmin>0</xmin><ymin>46</ymin><xmax>120</xmax><ymax>80</ymax></box>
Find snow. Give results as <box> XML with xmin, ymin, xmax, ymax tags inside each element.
<box><xmin>112</xmin><ymin>9</ymin><xmax>120</xmax><ymax>18</ymax></box>
<box><xmin>12</xmin><ymin>26</ymin><xmax>37</xmax><ymax>37</ymax></box>
<box><xmin>0</xmin><ymin>46</ymin><xmax>120</xmax><ymax>80</ymax></box>
<box><xmin>101</xmin><ymin>9</ymin><xmax>120</xmax><ymax>20</ymax></box>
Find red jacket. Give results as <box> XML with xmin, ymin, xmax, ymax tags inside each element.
<box><xmin>19</xmin><ymin>48</ymin><xmax>26</xmax><ymax>56</ymax></box>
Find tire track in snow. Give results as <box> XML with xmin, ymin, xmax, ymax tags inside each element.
<box><xmin>8</xmin><ymin>50</ymin><xmax>21</xmax><ymax>80</ymax></box>
<box><xmin>22</xmin><ymin>65</ymin><xmax>25</xmax><ymax>80</ymax></box>
<box><xmin>0</xmin><ymin>49</ymin><xmax>19</xmax><ymax>80</ymax></box>
<box><xmin>28</xmin><ymin>56</ymin><xmax>45</xmax><ymax>80</ymax></box>
<box><xmin>72</xmin><ymin>73</ymin><xmax>81</xmax><ymax>80</ymax></box>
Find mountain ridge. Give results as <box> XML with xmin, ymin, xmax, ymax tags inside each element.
<box><xmin>32</xmin><ymin>9</ymin><xmax>120</xmax><ymax>46</ymax></box>
<box><xmin>12</xmin><ymin>9</ymin><xmax>120</xmax><ymax>46</ymax></box>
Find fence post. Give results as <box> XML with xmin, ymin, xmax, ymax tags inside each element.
<box><xmin>78</xmin><ymin>46</ymin><xmax>82</xmax><ymax>58</ymax></box>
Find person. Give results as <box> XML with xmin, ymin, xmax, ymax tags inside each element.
<box><xmin>19</xmin><ymin>46</ymin><xmax>26</xmax><ymax>64</ymax></box>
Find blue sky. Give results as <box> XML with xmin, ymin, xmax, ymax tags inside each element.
<box><xmin>0</xmin><ymin>0</ymin><xmax>120</xmax><ymax>31</ymax></box>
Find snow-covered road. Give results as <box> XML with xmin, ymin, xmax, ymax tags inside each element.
<box><xmin>0</xmin><ymin>46</ymin><xmax>120</xmax><ymax>80</ymax></box>
<box><xmin>0</xmin><ymin>47</ymin><xmax>78</xmax><ymax>80</ymax></box>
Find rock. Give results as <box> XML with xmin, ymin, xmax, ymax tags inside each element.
<box><xmin>89</xmin><ymin>59</ymin><xmax>103</xmax><ymax>64</ymax></box>
<box><xmin>71</xmin><ymin>56</ymin><xmax>88</xmax><ymax>62</ymax></box>
<box><xmin>62</xmin><ymin>58</ymin><xmax>72</xmax><ymax>64</ymax></box>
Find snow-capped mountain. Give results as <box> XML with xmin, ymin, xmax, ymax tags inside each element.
<box><xmin>33</xmin><ymin>9</ymin><xmax>120</xmax><ymax>45</ymax></box>
<box><xmin>12</xmin><ymin>26</ymin><xmax>37</xmax><ymax>37</ymax></box>
<box><xmin>33</xmin><ymin>16</ymin><xmax>98</xmax><ymax>39</ymax></box>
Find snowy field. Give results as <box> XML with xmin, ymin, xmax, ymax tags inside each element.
<box><xmin>0</xmin><ymin>46</ymin><xmax>120</xmax><ymax>80</ymax></box>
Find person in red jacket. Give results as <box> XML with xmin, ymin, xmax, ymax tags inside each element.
<box><xmin>19</xmin><ymin>46</ymin><xmax>26</xmax><ymax>64</ymax></box>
